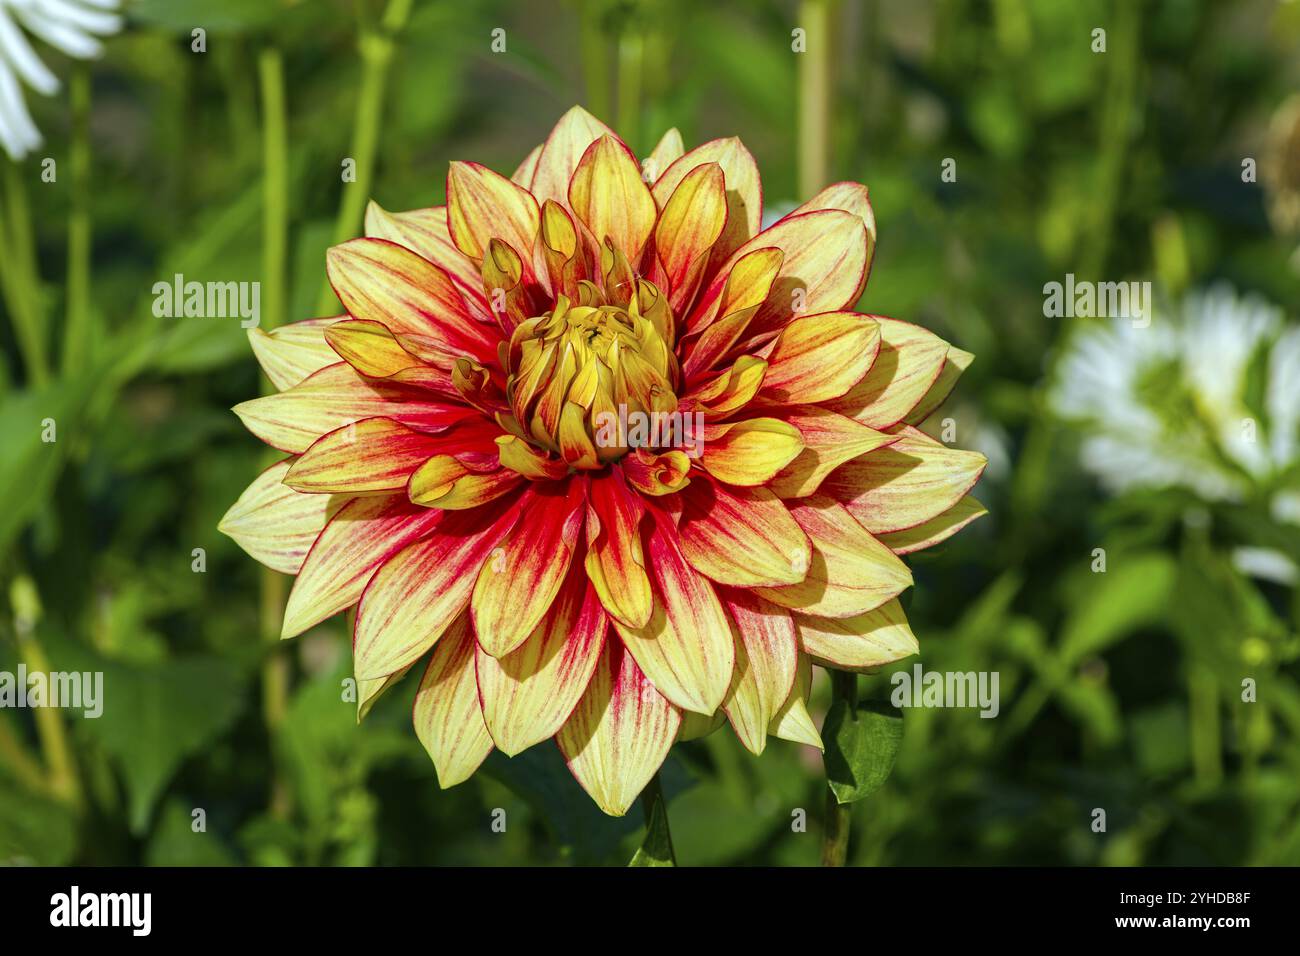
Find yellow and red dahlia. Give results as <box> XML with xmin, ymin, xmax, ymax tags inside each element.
<box><xmin>220</xmin><ymin>107</ymin><xmax>986</xmax><ymax>816</ymax></box>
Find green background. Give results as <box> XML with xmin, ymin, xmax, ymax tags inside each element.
<box><xmin>1</xmin><ymin>0</ymin><xmax>1299</xmax><ymax>866</ymax></box>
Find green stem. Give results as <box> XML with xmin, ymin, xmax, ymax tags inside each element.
<box><xmin>259</xmin><ymin>46</ymin><xmax>293</xmax><ymax>821</ymax></box>
<box><xmin>63</xmin><ymin>66</ymin><xmax>92</xmax><ymax>375</ymax></box>
<box><xmin>1</xmin><ymin>160</ymin><xmax>49</xmax><ymax>385</ymax></box>
<box><xmin>640</xmin><ymin>770</ymin><xmax>677</xmax><ymax>864</ymax></box>
<box><xmin>821</xmin><ymin>669</ymin><xmax>856</xmax><ymax>866</ymax></box>
<box><xmin>314</xmin><ymin>0</ymin><xmax>414</xmax><ymax>315</ymax></box>
<box><xmin>797</xmin><ymin>0</ymin><xmax>832</xmax><ymax>199</ymax></box>
<box><xmin>616</xmin><ymin>25</ymin><xmax>643</xmax><ymax>151</ymax></box>
<box><xmin>579</xmin><ymin>0</ymin><xmax>611</xmax><ymax>121</ymax></box>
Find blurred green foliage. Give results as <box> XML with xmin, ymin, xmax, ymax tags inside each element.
<box><xmin>1</xmin><ymin>0</ymin><xmax>1299</xmax><ymax>866</ymax></box>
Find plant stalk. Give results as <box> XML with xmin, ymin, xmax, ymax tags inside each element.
<box><xmin>821</xmin><ymin>669</ymin><xmax>856</xmax><ymax>866</ymax></box>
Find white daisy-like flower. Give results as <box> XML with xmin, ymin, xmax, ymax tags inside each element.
<box><xmin>0</xmin><ymin>0</ymin><xmax>122</xmax><ymax>160</ymax></box>
<box><xmin>1050</xmin><ymin>283</ymin><xmax>1300</xmax><ymax>522</ymax></box>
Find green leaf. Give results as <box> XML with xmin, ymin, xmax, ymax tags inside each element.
<box><xmin>628</xmin><ymin>793</ymin><xmax>675</xmax><ymax>867</ymax></box>
<box><xmin>1059</xmin><ymin>551</ymin><xmax>1177</xmax><ymax>665</ymax></box>
<box><xmin>823</xmin><ymin>699</ymin><xmax>904</xmax><ymax>805</ymax></box>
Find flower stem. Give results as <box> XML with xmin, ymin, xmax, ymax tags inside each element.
<box><xmin>1</xmin><ymin>159</ymin><xmax>49</xmax><ymax>385</ymax></box>
<box><xmin>820</xmin><ymin>669</ymin><xmax>856</xmax><ymax>866</ymax></box>
<box><xmin>797</xmin><ymin>0</ymin><xmax>833</xmax><ymax>199</ymax></box>
<box><xmin>259</xmin><ymin>45</ymin><xmax>293</xmax><ymax>821</ymax></box>
<box><xmin>616</xmin><ymin>25</ymin><xmax>643</xmax><ymax>152</ymax></box>
<box><xmin>640</xmin><ymin>770</ymin><xmax>677</xmax><ymax>864</ymax></box>
<box><xmin>315</xmin><ymin>0</ymin><xmax>414</xmax><ymax>315</ymax></box>
<box><xmin>63</xmin><ymin>65</ymin><xmax>93</xmax><ymax>375</ymax></box>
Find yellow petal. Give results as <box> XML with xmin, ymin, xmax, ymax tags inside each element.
<box><xmin>720</xmin><ymin>590</ymin><xmax>798</xmax><ymax>755</ymax></box>
<box><xmin>530</xmin><ymin>105</ymin><xmax>617</xmax><ymax>210</ymax></box>
<box><xmin>218</xmin><ymin>459</ymin><xmax>349</xmax><ymax>574</ymax></box>
<box><xmin>643</xmin><ymin>127</ymin><xmax>685</xmax><ymax>180</ymax></box>
<box><xmin>323</xmin><ymin>319</ymin><xmax>424</xmax><ymax>378</ymax></box>
<box><xmin>877</xmin><ymin>495</ymin><xmax>987</xmax><ymax>555</ymax></box>
<box><xmin>699</xmin><ymin>417</ymin><xmax>804</xmax><ymax>486</ymax></box>
<box><xmin>413</xmin><ymin>613</ymin><xmax>493</xmax><ymax>788</ymax></box>
<box><xmin>568</xmin><ymin>134</ymin><xmax>657</xmax><ymax>263</ymax></box>
<box><xmin>280</xmin><ymin>495</ymin><xmax>442</xmax><ymax>638</ymax></box>
<box><xmin>652</xmin><ymin>137</ymin><xmax>762</xmax><ymax>265</ymax></box>
<box><xmin>363</xmin><ymin>202</ymin><xmax>493</xmax><ymax>321</ymax></box>
<box><xmin>446</xmin><ymin>161</ymin><xmax>541</xmax><ymax>265</ymax></box>
<box><xmin>248</xmin><ymin>318</ymin><xmax>341</xmax><ymax>391</ymax></box>
<box><xmin>822</xmin><ymin>425</ymin><xmax>987</xmax><ymax>535</ymax></box>
<box><xmin>825</xmin><ymin>317</ymin><xmax>950</xmax><ymax>428</ymax></box>
<box><xmin>785</xmin><ymin>181</ymin><xmax>877</xmax><ymax>299</ymax></box>
<box><xmin>796</xmin><ymin>599</ymin><xmax>919</xmax><ymax>671</ymax></box>
<box><xmin>759</xmin><ymin>311</ymin><xmax>881</xmax><ymax>404</ymax></box>
<box><xmin>352</xmin><ymin>500</ymin><xmax>523</xmax><ymax>679</ymax></box>
<box><xmin>233</xmin><ymin>363</ymin><xmax>475</xmax><ymax>454</ymax></box>
<box><xmin>556</xmin><ymin>641</ymin><xmax>681</xmax><ymax>817</ymax></box>
<box><xmin>768</xmin><ymin>653</ymin><xmax>823</xmax><ymax>749</ymax></box>
<box><xmin>585</xmin><ymin>469</ymin><xmax>653</xmax><ymax>628</ymax></box>
<box><xmin>653</xmin><ymin>162</ymin><xmax>727</xmax><ymax>312</ymax></box>
<box><xmin>476</xmin><ymin>570</ymin><xmax>607</xmax><ymax>755</ymax></box>
<box><xmin>677</xmin><ymin>481</ymin><xmax>810</xmax><ymax>587</ymax></box>
<box><xmin>905</xmin><ymin>344</ymin><xmax>975</xmax><ymax>425</ymax></box>
<box><xmin>283</xmin><ymin>417</ymin><xmax>444</xmax><ymax>494</ymax></box>
<box><xmin>768</xmin><ymin>406</ymin><xmax>897</xmax><ymax>499</ymax></box>
<box><xmin>754</xmin><ymin>494</ymin><xmax>912</xmax><ymax>618</ymax></box>
<box><xmin>613</xmin><ymin>510</ymin><xmax>735</xmax><ymax>715</ymax></box>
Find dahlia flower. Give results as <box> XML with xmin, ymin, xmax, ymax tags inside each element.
<box><xmin>220</xmin><ymin>107</ymin><xmax>986</xmax><ymax>816</ymax></box>
<box><xmin>1051</xmin><ymin>284</ymin><xmax>1300</xmax><ymax>514</ymax></box>
<box><xmin>0</xmin><ymin>0</ymin><xmax>122</xmax><ymax>160</ymax></box>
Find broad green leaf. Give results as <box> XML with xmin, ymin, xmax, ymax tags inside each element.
<box><xmin>628</xmin><ymin>792</ymin><xmax>675</xmax><ymax>867</ymax></box>
<box><xmin>823</xmin><ymin>699</ymin><xmax>904</xmax><ymax>805</ymax></box>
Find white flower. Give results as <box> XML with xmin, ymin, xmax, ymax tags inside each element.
<box><xmin>0</xmin><ymin>0</ymin><xmax>122</xmax><ymax>160</ymax></box>
<box><xmin>1050</xmin><ymin>283</ymin><xmax>1300</xmax><ymax>513</ymax></box>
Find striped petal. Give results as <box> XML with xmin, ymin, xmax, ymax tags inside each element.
<box><xmin>758</xmin><ymin>312</ymin><xmax>881</xmax><ymax>404</ymax></box>
<box><xmin>823</xmin><ymin>425</ymin><xmax>987</xmax><ymax>535</ymax></box>
<box><xmin>585</xmin><ymin>468</ymin><xmax>653</xmax><ymax>628</ymax></box>
<box><xmin>699</xmin><ymin>417</ymin><xmax>803</xmax><ymax>486</ymax></box>
<box><xmin>326</xmin><ymin>238</ymin><xmax>500</xmax><ymax>366</ymax></box>
<box><xmin>768</xmin><ymin>406</ymin><xmax>897</xmax><ymax>499</ymax></box>
<box><xmin>877</xmin><ymin>495</ymin><xmax>987</xmax><ymax>555</ymax></box>
<box><xmin>719</xmin><ymin>590</ymin><xmax>798</xmax><ymax>755</ymax></box>
<box><xmin>248</xmin><ymin>318</ymin><xmax>341</xmax><ymax>391</ymax></box>
<box><xmin>557</xmin><ymin>640</ymin><xmax>681</xmax><ymax>817</ymax></box>
<box><xmin>681</xmin><ymin>355</ymin><xmax>767</xmax><ymax>419</ymax></box>
<box><xmin>613</xmin><ymin>510</ymin><xmax>735</xmax><ymax>714</ymax></box>
<box><xmin>754</xmin><ymin>494</ymin><xmax>911</xmax><ymax>618</ymax></box>
<box><xmin>446</xmin><ymin>161</ymin><xmax>541</xmax><ymax>267</ymax></box>
<box><xmin>529</xmin><ymin>105</ymin><xmax>617</xmax><ymax>210</ymax></box>
<box><xmin>475</xmin><ymin>567</ymin><xmax>607</xmax><ymax>755</ymax></box>
<box><xmin>413</xmin><ymin>613</ymin><xmax>493</xmax><ymax>788</ymax></box>
<box><xmin>323</xmin><ymin>319</ymin><xmax>424</xmax><ymax>378</ymax></box>
<box><xmin>512</xmin><ymin>144</ymin><xmax>542</xmax><ymax>185</ymax></box>
<box><xmin>653</xmin><ymin>162</ymin><xmax>727</xmax><ymax>311</ymax></box>
<box><xmin>352</xmin><ymin>497</ymin><xmax>524</xmax><ymax>679</ymax></box>
<box><xmin>693</xmin><ymin>209</ymin><xmax>868</xmax><ymax>336</ymax></box>
<box><xmin>796</xmin><ymin>599</ymin><xmax>918</xmax><ymax>671</ymax></box>
<box><xmin>568</xmin><ymin>134</ymin><xmax>657</xmax><ymax>264</ymax></box>
<box><xmin>363</xmin><ymin>202</ymin><xmax>492</xmax><ymax>321</ymax></box>
<box><xmin>644</xmin><ymin>127</ymin><xmax>684</xmax><ymax>180</ymax></box>
<box><xmin>652</xmin><ymin>137</ymin><xmax>762</xmax><ymax>267</ymax></box>
<box><xmin>677</xmin><ymin>481</ymin><xmax>810</xmax><ymax>587</ymax></box>
<box><xmin>356</xmin><ymin>664</ymin><xmax>412</xmax><ymax>723</ymax></box>
<box><xmin>284</xmin><ymin>417</ymin><xmax>444</xmax><ymax>494</ymax></box>
<box><xmin>768</xmin><ymin>652</ymin><xmax>823</xmax><ymax>749</ymax></box>
<box><xmin>784</xmin><ymin>181</ymin><xmax>877</xmax><ymax>298</ymax></box>
<box><xmin>472</xmin><ymin>481</ymin><xmax>587</xmax><ymax>658</ymax></box>
<box><xmin>232</xmin><ymin>363</ymin><xmax>475</xmax><ymax>454</ymax></box>
<box><xmin>281</xmin><ymin>495</ymin><xmax>442</xmax><ymax>638</ymax></box>
<box><xmin>905</xmin><ymin>344</ymin><xmax>975</xmax><ymax>425</ymax></box>
<box><xmin>825</xmin><ymin>317</ymin><xmax>949</xmax><ymax>428</ymax></box>
<box><xmin>218</xmin><ymin>459</ymin><xmax>349</xmax><ymax>574</ymax></box>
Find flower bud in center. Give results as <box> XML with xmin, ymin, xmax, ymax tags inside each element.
<box><xmin>505</xmin><ymin>281</ymin><xmax>679</xmax><ymax>468</ymax></box>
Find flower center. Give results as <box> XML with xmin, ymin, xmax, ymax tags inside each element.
<box><xmin>505</xmin><ymin>281</ymin><xmax>679</xmax><ymax>468</ymax></box>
